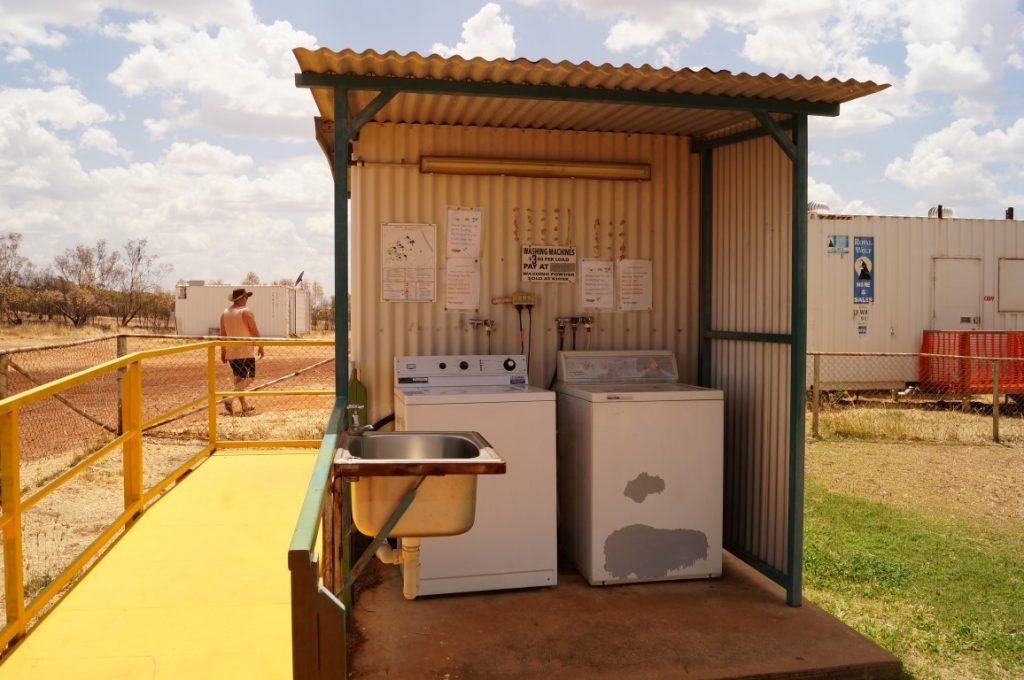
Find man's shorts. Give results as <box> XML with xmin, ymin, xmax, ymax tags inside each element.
<box><xmin>228</xmin><ymin>358</ymin><xmax>256</xmax><ymax>379</ymax></box>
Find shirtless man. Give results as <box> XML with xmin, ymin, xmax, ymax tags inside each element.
<box><xmin>219</xmin><ymin>288</ymin><xmax>265</xmax><ymax>415</ymax></box>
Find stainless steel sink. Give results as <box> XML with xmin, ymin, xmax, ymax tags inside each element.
<box><xmin>342</xmin><ymin>431</ymin><xmax>499</xmax><ymax>465</ymax></box>
<box><xmin>334</xmin><ymin>431</ymin><xmax>505</xmax><ymax>538</ymax></box>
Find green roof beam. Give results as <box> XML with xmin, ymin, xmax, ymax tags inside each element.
<box><xmin>295</xmin><ymin>73</ymin><xmax>841</xmax><ymax>117</ymax></box>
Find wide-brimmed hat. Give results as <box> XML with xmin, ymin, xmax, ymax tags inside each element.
<box><xmin>229</xmin><ymin>288</ymin><xmax>253</xmax><ymax>301</ymax></box>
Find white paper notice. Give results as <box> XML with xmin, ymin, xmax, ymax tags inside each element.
<box><xmin>445</xmin><ymin>259</ymin><xmax>480</xmax><ymax>310</ymax></box>
<box><xmin>618</xmin><ymin>259</ymin><xmax>652</xmax><ymax>311</ymax></box>
<box><xmin>581</xmin><ymin>259</ymin><xmax>614</xmax><ymax>309</ymax></box>
<box><xmin>381</xmin><ymin>223</ymin><xmax>436</xmax><ymax>302</ymax></box>
<box><xmin>446</xmin><ymin>206</ymin><xmax>483</xmax><ymax>258</ymax></box>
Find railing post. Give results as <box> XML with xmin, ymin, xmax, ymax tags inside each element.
<box><xmin>122</xmin><ymin>361</ymin><xmax>143</xmax><ymax>515</ymax></box>
<box><xmin>812</xmin><ymin>353</ymin><xmax>821</xmax><ymax>439</ymax></box>
<box><xmin>116</xmin><ymin>336</ymin><xmax>128</xmax><ymax>435</ymax></box>
<box><xmin>208</xmin><ymin>345</ymin><xmax>217</xmax><ymax>449</ymax></box>
<box><xmin>992</xmin><ymin>359</ymin><xmax>1001</xmax><ymax>444</ymax></box>
<box><xmin>1</xmin><ymin>408</ymin><xmax>26</xmax><ymax>641</ymax></box>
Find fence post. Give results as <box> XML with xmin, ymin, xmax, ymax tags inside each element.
<box><xmin>992</xmin><ymin>359</ymin><xmax>1000</xmax><ymax>444</ymax></box>
<box><xmin>0</xmin><ymin>354</ymin><xmax>9</xmax><ymax>400</ymax></box>
<box><xmin>116</xmin><ymin>336</ymin><xmax>128</xmax><ymax>435</ymax></box>
<box><xmin>208</xmin><ymin>345</ymin><xmax>217</xmax><ymax>449</ymax></box>
<box><xmin>1</xmin><ymin>408</ymin><xmax>26</xmax><ymax>641</ymax></box>
<box><xmin>122</xmin><ymin>361</ymin><xmax>143</xmax><ymax>517</ymax></box>
<box><xmin>812</xmin><ymin>353</ymin><xmax>821</xmax><ymax>439</ymax></box>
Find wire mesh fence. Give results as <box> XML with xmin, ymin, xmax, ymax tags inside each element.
<box><xmin>807</xmin><ymin>352</ymin><xmax>1024</xmax><ymax>444</ymax></box>
<box><xmin>0</xmin><ymin>334</ymin><xmax>337</xmax><ymax>466</ymax></box>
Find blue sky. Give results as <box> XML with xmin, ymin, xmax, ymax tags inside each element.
<box><xmin>2</xmin><ymin>0</ymin><xmax>1023</xmax><ymax>293</ymax></box>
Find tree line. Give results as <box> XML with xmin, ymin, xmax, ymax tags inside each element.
<box><xmin>0</xmin><ymin>233</ymin><xmax>335</xmax><ymax>331</ymax></box>
<box><xmin>0</xmin><ymin>233</ymin><xmax>174</xmax><ymax>328</ymax></box>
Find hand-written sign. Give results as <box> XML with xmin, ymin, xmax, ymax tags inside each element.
<box><xmin>522</xmin><ymin>245</ymin><xmax>577</xmax><ymax>283</ymax></box>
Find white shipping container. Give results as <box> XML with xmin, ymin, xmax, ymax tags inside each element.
<box><xmin>174</xmin><ymin>283</ymin><xmax>312</xmax><ymax>337</ymax></box>
<box><xmin>807</xmin><ymin>212</ymin><xmax>1024</xmax><ymax>388</ymax></box>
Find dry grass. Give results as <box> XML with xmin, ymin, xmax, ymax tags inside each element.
<box><xmin>807</xmin><ymin>440</ymin><xmax>1024</xmax><ymax>528</ymax></box>
<box><xmin>811</xmin><ymin>401</ymin><xmax>1024</xmax><ymax>445</ymax></box>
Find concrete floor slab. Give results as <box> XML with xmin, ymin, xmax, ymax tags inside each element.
<box><xmin>351</xmin><ymin>552</ymin><xmax>902</xmax><ymax>679</ymax></box>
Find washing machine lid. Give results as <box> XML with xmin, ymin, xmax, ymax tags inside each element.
<box><xmin>396</xmin><ymin>383</ymin><xmax>555</xmax><ymax>405</ymax></box>
<box><xmin>557</xmin><ymin>382</ymin><xmax>723</xmax><ymax>402</ymax></box>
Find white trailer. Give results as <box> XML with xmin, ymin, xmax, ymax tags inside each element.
<box><xmin>807</xmin><ymin>211</ymin><xmax>1024</xmax><ymax>389</ymax></box>
<box><xmin>174</xmin><ymin>283</ymin><xmax>312</xmax><ymax>337</ymax></box>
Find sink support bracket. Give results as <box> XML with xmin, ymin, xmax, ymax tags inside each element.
<box><xmin>343</xmin><ymin>475</ymin><xmax>426</xmax><ymax>591</ymax></box>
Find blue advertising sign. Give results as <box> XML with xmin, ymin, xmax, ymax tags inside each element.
<box><xmin>853</xmin><ymin>236</ymin><xmax>874</xmax><ymax>303</ymax></box>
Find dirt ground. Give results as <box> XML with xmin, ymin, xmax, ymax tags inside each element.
<box><xmin>805</xmin><ymin>439</ymin><xmax>1024</xmax><ymax>528</ymax></box>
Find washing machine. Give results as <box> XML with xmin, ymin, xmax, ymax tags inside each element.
<box><xmin>394</xmin><ymin>354</ymin><xmax>557</xmax><ymax>596</ymax></box>
<box><xmin>555</xmin><ymin>349</ymin><xmax>724</xmax><ymax>585</ymax></box>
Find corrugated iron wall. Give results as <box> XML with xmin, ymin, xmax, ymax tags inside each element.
<box><xmin>709</xmin><ymin>135</ymin><xmax>793</xmax><ymax>575</ymax></box>
<box><xmin>350</xmin><ymin>123</ymin><xmax>696</xmax><ymax>420</ymax></box>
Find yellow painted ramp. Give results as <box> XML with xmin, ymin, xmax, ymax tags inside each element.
<box><xmin>0</xmin><ymin>450</ymin><xmax>317</xmax><ymax>680</ymax></box>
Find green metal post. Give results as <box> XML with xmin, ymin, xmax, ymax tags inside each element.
<box><xmin>787</xmin><ymin>113</ymin><xmax>808</xmax><ymax>607</ymax></box>
<box><xmin>698</xmin><ymin>149</ymin><xmax>713</xmax><ymax>388</ymax></box>
<box><xmin>334</xmin><ymin>86</ymin><xmax>350</xmax><ymax>398</ymax></box>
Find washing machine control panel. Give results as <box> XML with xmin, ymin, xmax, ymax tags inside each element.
<box><xmin>556</xmin><ymin>350</ymin><xmax>679</xmax><ymax>383</ymax></box>
<box><xmin>396</xmin><ymin>354</ymin><xmax>529</xmax><ymax>386</ymax></box>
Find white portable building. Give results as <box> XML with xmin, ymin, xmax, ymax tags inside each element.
<box><xmin>807</xmin><ymin>211</ymin><xmax>1024</xmax><ymax>388</ymax></box>
<box><xmin>174</xmin><ymin>283</ymin><xmax>312</xmax><ymax>337</ymax></box>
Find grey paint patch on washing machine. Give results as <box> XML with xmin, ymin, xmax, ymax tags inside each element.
<box><xmin>604</xmin><ymin>524</ymin><xmax>708</xmax><ymax>579</ymax></box>
<box><xmin>623</xmin><ymin>472</ymin><xmax>665</xmax><ymax>503</ymax></box>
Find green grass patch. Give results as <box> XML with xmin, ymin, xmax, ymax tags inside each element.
<box><xmin>804</xmin><ymin>479</ymin><xmax>1024</xmax><ymax>679</ymax></box>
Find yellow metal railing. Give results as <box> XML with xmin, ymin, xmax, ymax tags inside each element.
<box><xmin>0</xmin><ymin>339</ymin><xmax>334</xmax><ymax>652</ymax></box>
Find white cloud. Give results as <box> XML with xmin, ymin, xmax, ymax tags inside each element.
<box><xmin>809</xmin><ymin>151</ymin><xmax>832</xmax><ymax>167</ymax></box>
<box><xmin>432</xmin><ymin>3</ymin><xmax>516</xmax><ymax>59</ymax></box>
<box><xmin>808</xmin><ymin>176</ymin><xmax>877</xmax><ymax>215</ymax></box>
<box><xmin>0</xmin><ymin>79</ymin><xmax>335</xmax><ymax>290</ymax></box>
<box><xmin>904</xmin><ymin>41</ymin><xmax>989</xmax><ymax>94</ymax></box>
<box><xmin>840</xmin><ymin>149</ymin><xmax>864</xmax><ymax>163</ymax></box>
<box><xmin>39</xmin><ymin>65</ymin><xmax>70</xmax><ymax>84</ymax></box>
<box><xmin>604</xmin><ymin>20</ymin><xmax>666</xmax><ymax>52</ymax></box>
<box><xmin>79</xmin><ymin>127</ymin><xmax>131</xmax><ymax>160</ymax></box>
<box><xmin>884</xmin><ymin>117</ymin><xmax>1024</xmax><ymax>209</ymax></box>
<box><xmin>5</xmin><ymin>46</ymin><xmax>30</xmax><ymax>63</ymax></box>
<box><xmin>106</xmin><ymin>15</ymin><xmax>318</xmax><ymax>142</ymax></box>
<box><xmin>0</xmin><ymin>0</ymin><xmax>253</xmax><ymax>47</ymax></box>
<box><xmin>1009</xmin><ymin>53</ymin><xmax>1024</xmax><ymax>70</ymax></box>
<box><xmin>742</xmin><ymin>24</ymin><xmax>828</xmax><ymax>74</ymax></box>
<box><xmin>161</xmin><ymin>141</ymin><xmax>252</xmax><ymax>175</ymax></box>
<box><xmin>810</xmin><ymin>99</ymin><xmax>897</xmax><ymax>138</ymax></box>
<box><xmin>144</xmin><ymin>118</ymin><xmax>171</xmax><ymax>139</ymax></box>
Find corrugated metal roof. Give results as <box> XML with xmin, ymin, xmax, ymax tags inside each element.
<box><xmin>293</xmin><ymin>48</ymin><xmax>888</xmax><ymax>139</ymax></box>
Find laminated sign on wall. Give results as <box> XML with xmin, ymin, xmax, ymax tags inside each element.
<box><xmin>522</xmin><ymin>245</ymin><xmax>576</xmax><ymax>283</ymax></box>
<box><xmin>445</xmin><ymin>206</ymin><xmax>483</xmax><ymax>310</ymax></box>
<box><xmin>381</xmin><ymin>223</ymin><xmax>436</xmax><ymax>302</ymax></box>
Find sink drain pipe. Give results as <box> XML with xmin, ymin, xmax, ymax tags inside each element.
<box><xmin>375</xmin><ymin>539</ymin><xmax>422</xmax><ymax>600</ymax></box>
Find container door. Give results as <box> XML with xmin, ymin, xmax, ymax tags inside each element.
<box><xmin>932</xmin><ymin>257</ymin><xmax>982</xmax><ymax>330</ymax></box>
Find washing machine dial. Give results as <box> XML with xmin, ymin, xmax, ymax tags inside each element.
<box><xmin>459</xmin><ymin>360</ymin><xmax>470</xmax><ymax>370</ymax></box>
<box><xmin>503</xmin><ymin>358</ymin><xmax>517</xmax><ymax>371</ymax></box>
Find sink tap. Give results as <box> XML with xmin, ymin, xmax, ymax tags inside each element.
<box><xmin>350</xmin><ymin>423</ymin><xmax>374</xmax><ymax>435</ymax></box>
